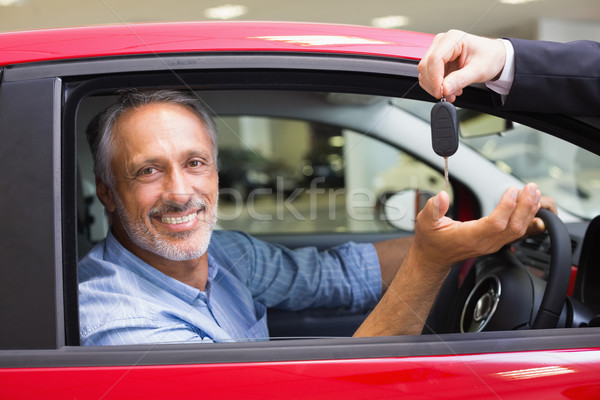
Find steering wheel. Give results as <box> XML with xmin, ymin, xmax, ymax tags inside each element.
<box><xmin>456</xmin><ymin>208</ymin><xmax>572</xmax><ymax>332</ymax></box>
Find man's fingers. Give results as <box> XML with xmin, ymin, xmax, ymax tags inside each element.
<box><xmin>523</xmin><ymin>195</ymin><xmax>556</xmax><ymax>237</ymax></box>
<box><xmin>487</xmin><ymin>184</ymin><xmax>540</xmax><ymax>241</ymax></box>
<box><xmin>418</xmin><ymin>191</ymin><xmax>451</xmax><ymax>227</ymax></box>
<box><xmin>477</xmin><ymin>184</ymin><xmax>539</xmax><ymax>240</ymax></box>
<box><xmin>419</xmin><ymin>30</ymin><xmax>507</xmax><ymax>102</ymax></box>
<box><xmin>411</xmin><ymin>185</ymin><xmax>549</xmax><ymax>269</ymax></box>
<box><xmin>442</xmin><ymin>63</ymin><xmax>483</xmax><ymax>99</ymax></box>
<box><xmin>507</xmin><ymin>184</ymin><xmax>542</xmax><ymax>238</ymax></box>
<box><xmin>418</xmin><ymin>56</ymin><xmax>444</xmax><ymax>98</ymax></box>
<box><xmin>487</xmin><ymin>186</ymin><xmax>520</xmax><ymax>227</ymax></box>
<box><xmin>540</xmin><ymin>195</ymin><xmax>557</xmax><ymax>215</ymax></box>
<box><xmin>526</xmin><ymin>218</ymin><xmax>546</xmax><ymax>237</ymax></box>
<box><xmin>418</xmin><ymin>31</ymin><xmax>465</xmax><ymax>99</ymax></box>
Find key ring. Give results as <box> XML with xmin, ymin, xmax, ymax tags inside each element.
<box><xmin>440</xmin><ymin>85</ymin><xmax>446</xmax><ymax>102</ymax></box>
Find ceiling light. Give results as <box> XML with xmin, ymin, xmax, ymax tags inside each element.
<box><xmin>371</xmin><ymin>15</ymin><xmax>410</xmax><ymax>29</ymax></box>
<box><xmin>328</xmin><ymin>136</ymin><xmax>345</xmax><ymax>148</ymax></box>
<box><xmin>204</xmin><ymin>4</ymin><xmax>248</xmax><ymax>20</ymax></box>
<box><xmin>0</xmin><ymin>0</ymin><xmax>27</xmax><ymax>6</ymax></box>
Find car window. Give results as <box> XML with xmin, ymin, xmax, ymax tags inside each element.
<box><xmin>463</xmin><ymin>124</ymin><xmax>600</xmax><ymax>220</ymax></box>
<box><xmin>215</xmin><ymin>115</ymin><xmax>450</xmax><ymax>235</ymax></box>
<box><xmin>62</xmin><ymin>71</ymin><xmax>598</xmax><ymax>352</ymax></box>
<box><xmin>398</xmin><ymin>99</ymin><xmax>600</xmax><ymax>221</ymax></box>
<box><xmin>74</xmin><ymin>89</ymin><xmax>458</xmax><ymax>342</ymax></box>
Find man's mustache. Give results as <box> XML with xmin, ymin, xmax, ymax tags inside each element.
<box><xmin>148</xmin><ymin>197</ymin><xmax>208</xmax><ymax>217</ymax></box>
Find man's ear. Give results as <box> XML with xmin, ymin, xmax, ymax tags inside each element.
<box><xmin>96</xmin><ymin>178</ymin><xmax>116</xmax><ymax>213</ymax></box>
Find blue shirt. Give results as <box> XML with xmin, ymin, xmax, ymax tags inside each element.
<box><xmin>78</xmin><ymin>230</ymin><xmax>382</xmax><ymax>346</ymax></box>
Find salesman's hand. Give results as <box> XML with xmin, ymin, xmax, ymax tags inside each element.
<box><xmin>418</xmin><ymin>29</ymin><xmax>506</xmax><ymax>102</ymax></box>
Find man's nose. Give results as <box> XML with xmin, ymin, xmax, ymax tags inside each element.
<box><xmin>162</xmin><ymin>169</ymin><xmax>192</xmax><ymax>206</ymax></box>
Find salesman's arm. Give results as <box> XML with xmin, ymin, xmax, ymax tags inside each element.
<box><xmin>418</xmin><ymin>29</ymin><xmax>600</xmax><ymax>116</ymax></box>
<box><xmin>501</xmin><ymin>38</ymin><xmax>600</xmax><ymax>116</ymax></box>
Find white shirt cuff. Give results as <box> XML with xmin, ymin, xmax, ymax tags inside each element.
<box><xmin>484</xmin><ymin>39</ymin><xmax>515</xmax><ymax>97</ymax></box>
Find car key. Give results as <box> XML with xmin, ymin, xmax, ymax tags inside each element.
<box><xmin>430</xmin><ymin>93</ymin><xmax>459</xmax><ymax>190</ymax></box>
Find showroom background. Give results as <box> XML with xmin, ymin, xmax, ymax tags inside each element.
<box><xmin>1</xmin><ymin>0</ymin><xmax>599</xmax><ymax>41</ymax></box>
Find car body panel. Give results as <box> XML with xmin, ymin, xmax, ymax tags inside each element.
<box><xmin>3</xmin><ymin>349</ymin><xmax>600</xmax><ymax>399</ymax></box>
<box><xmin>0</xmin><ymin>21</ymin><xmax>433</xmax><ymax>67</ymax></box>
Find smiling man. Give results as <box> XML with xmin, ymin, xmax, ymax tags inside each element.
<box><xmin>97</xmin><ymin>100</ymin><xmax>219</xmax><ymax>289</ymax></box>
<box><xmin>79</xmin><ymin>90</ymin><xmax>386</xmax><ymax>344</ymax></box>
<box><xmin>78</xmin><ymin>89</ymin><xmax>546</xmax><ymax>345</ymax></box>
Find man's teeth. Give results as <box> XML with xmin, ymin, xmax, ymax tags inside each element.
<box><xmin>161</xmin><ymin>211</ymin><xmax>197</xmax><ymax>225</ymax></box>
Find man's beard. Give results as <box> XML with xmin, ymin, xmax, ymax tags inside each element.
<box><xmin>113</xmin><ymin>194</ymin><xmax>218</xmax><ymax>262</ymax></box>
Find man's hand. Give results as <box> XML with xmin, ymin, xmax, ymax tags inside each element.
<box><xmin>355</xmin><ymin>183</ymin><xmax>542</xmax><ymax>337</ymax></box>
<box><xmin>526</xmin><ymin>196</ymin><xmax>557</xmax><ymax>237</ymax></box>
<box><xmin>411</xmin><ymin>183</ymin><xmax>542</xmax><ymax>270</ymax></box>
<box><xmin>418</xmin><ymin>30</ymin><xmax>506</xmax><ymax>102</ymax></box>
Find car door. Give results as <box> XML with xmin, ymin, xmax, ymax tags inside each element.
<box><xmin>2</xmin><ymin>27</ymin><xmax>600</xmax><ymax>399</ymax></box>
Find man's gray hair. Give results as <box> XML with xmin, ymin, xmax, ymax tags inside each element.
<box><xmin>87</xmin><ymin>89</ymin><xmax>218</xmax><ymax>187</ymax></box>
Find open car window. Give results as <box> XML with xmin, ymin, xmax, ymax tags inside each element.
<box><xmin>70</xmin><ymin>80</ymin><xmax>600</xmax><ymax>346</ymax></box>
<box><xmin>75</xmin><ymin>89</ymin><xmax>467</xmax><ymax>342</ymax></box>
<box><xmin>59</xmin><ymin>60</ymin><xmax>596</xmax><ymax>352</ymax></box>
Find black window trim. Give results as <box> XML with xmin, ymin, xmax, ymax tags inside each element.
<box><xmin>0</xmin><ymin>77</ymin><xmax>64</xmax><ymax>350</ymax></box>
<box><xmin>4</xmin><ymin>52</ymin><xmax>419</xmax><ymax>82</ymax></box>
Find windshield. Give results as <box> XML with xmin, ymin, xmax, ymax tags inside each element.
<box><xmin>461</xmin><ymin>124</ymin><xmax>600</xmax><ymax>220</ymax></box>
<box><xmin>395</xmin><ymin>99</ymin><xmax>600</xmax><ymax>220</ymax></box>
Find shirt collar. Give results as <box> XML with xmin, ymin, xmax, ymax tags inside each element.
<box><xmin>104</xmin><ymin>231</ymin><xmax>219</xmax><ymax>303</ymax></box>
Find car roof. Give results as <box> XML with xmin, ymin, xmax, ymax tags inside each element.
<box><xmin>0</xmin><ymin>21</ymin><xmax>433</xmax><ymax>67</ymax></box>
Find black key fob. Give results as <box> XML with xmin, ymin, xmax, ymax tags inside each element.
<box><xmin>431</xmin><ymin>101</ymin><xmax>459</xmax><ymax>157</ymax></box>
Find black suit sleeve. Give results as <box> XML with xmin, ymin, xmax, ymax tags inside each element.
<box><xmin>497</xmin><ymin>38</ymin><xmax>600</xmax><ymax>116</ymax></box>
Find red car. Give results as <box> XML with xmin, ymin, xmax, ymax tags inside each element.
<box><xmin>1</xmin><ymin>21</ymin><xmax>600</xmax><ymax>399</ymax></box>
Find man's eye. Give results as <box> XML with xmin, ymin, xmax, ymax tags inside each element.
<box><xmin>189</xmin><ymin>160</ymin><xmax>203</xmax><ymax>168</ymax></box>
<box><xmin>138</xmin><ymin>167</ymin><xmax>155</xmax><ymax>176</ymax></box>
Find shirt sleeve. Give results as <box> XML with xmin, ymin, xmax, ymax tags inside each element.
<box><xmin>213</xmin><ymin>231</ymin><xmax>382</xmax><ymax>312</ymax></box>
<box><xmin>80</xmin><ymin>316</ymin><xmax>215</xmax><ymax>346</ymax></box>
<box><xmin>485</xmin><ymin>39</ymin><xmax>515</xmax><ymax>98</ymax></box>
